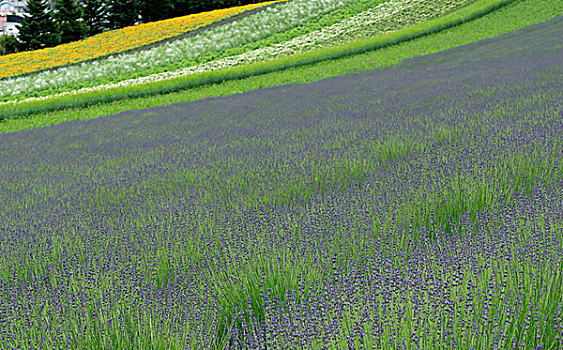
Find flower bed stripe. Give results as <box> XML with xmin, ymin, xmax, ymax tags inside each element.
<box><xmin>0</xmin><ymin>0</ymin><xmax>526</xmax><ymax>121</ymax></box>
<box><xmin>0</xmin><ymin>0</ymin><xmax>352</xmax><ymax>99</ymax></box>
<box><xmin>0</xmin><ymin>0</ymin><xmax>286</xmax><ymax>79</ymax></box>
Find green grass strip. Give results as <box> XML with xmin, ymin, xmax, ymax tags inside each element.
<box><xmin>0</xmin><ymin>0</ymin><xmax>387</xmax><ymax>100</ymax></box>
<box><xmin>0</xmin><ymin>0</ymin><xmax>519</xmax><ymax>122</ymax></box>
<box><xmin>0</xmin><ymin>0</ymin><xmax>560</xmax><ymax>133</ymax></box>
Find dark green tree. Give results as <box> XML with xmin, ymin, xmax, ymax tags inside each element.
<box><xmin>107</xmin><ymin>0</ymin><xmax>139</xmax><ymax>29</ymax></box>
<box><xmin>0</xmin><ymin>34</ymin><xmax>19</xmax><ymax>55</ymax></box>
<box><xmin>16</xmin><ymin>0</ymin><xmax>60</xmax><ymax>51</ymax></box>
<box><xmin>169</xmin><ymin>0</ymin><xmax>270</xmax><ymax>18</ymax></box>
<box><xmin>169</xmin><ymin>0</ymin><xmax>205</xmax><ymax>18</ymax></box>
<box><xmin>138</xmin><ymin>0</ymin><xmax>174</xmax><ymax>23</ymax></box>
<box><xmin>82</xmin><ymin>0</ymin><xmax>109</xmax><ymax>36</ymax></box>
<box><xmin>54</xmin><ymin>0</ymin><xmax>88</xmax><ymax>44</ymax></box>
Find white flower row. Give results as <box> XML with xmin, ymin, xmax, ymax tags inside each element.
<box><xmin>114</xmin><ymin>0</ymin><xmax>428</xmax><ymax>82</ymax></box>
<box><xmin>1</xmin><ymin>0</ymin><xmax>349</xmax><ymax>99</ymax></box>
<box><xmin>1</xmin><ymin>0</ymin><xmax>472</xmax><ymax>107</ymax></box>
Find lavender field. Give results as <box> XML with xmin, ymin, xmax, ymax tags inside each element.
<box><xmin>0</xmin><ymin>16</ymin><xmax>562</xmax><ymax>349</ymax></box>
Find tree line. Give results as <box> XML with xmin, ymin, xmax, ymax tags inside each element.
<box><xmin>4</xmin><ymin>0</ymin><xmax>272</xmax><ymax>54</ymax></box>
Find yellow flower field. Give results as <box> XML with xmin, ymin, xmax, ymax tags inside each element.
<box><xmin>0</xmin><ymin>0</ymin><xmax>286</xmax><ymax>79</ymax></box>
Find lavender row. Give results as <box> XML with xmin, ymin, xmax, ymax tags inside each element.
<box><xmin>0</xmin><ymin>17</ymin><xmax>562</xmax><ymax>349</ymax></box>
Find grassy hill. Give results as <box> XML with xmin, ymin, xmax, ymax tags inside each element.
<box><xmin>0</xmin><ymin>0</ymin><xmax>561</xmax><ymax>348</ymax></box>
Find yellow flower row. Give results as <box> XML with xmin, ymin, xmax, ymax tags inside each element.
<box><xmin>0</xmin><ymin>0</ymin><xmax>286</xmax><ymax>79</ymax></box>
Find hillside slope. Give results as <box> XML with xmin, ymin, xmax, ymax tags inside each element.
<box><xmin>0</xmin><ymin>14</ymin><xmax>561</xmax><ymax>349</ymax></box>
<box><xmin>0</xmin><ymin>0</ymin><xmax>561</xmax><ymax>132</ymax></box>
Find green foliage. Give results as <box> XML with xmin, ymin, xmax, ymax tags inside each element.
<box><xmin>16</xmin><ymin>0</ymin><xmax>60</xmax><ymax>51</ymax></box>
<box><xmin>138</xmin><ymin>0</ymin><xmax>175</xmax><ymax>22</ymax></box>
<box><xmin>170</xmin><ymin>0</ymin><xmax>273</xmax><ymax>18</ymax></box>
<box><xmin>0</xmin><ymin>34</ymin><xmax>18</xmax><ymax>55</ymax></box>
<box><xmin>54</xmin><ymin>0</ymin><xmax>88</xmax><ymax>44</ymax></box>
<box><xmin>169</xmin><ymin>0</ymin><xmax>205</xmax><ymax>17</ymax></box>
<box><xmin>108</xmin><ymin>0</ymin><xmax>139</xmax><ymax>29</ymax></box>
<box><xmin>81</xmin><ymin>0</ymin><xmax>108</xmax><ymax>36</ymax></box>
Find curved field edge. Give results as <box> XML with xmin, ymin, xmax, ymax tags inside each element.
<box><xmin>0</xmin><ymin>1</ymin><xmax>287</xmax><ymax>81</ymax></box>
<box><xmin>0</xmin><ymin>0</ymin><xmax>518</xmax><ymax>119</ymax></box>
<box><xmin>0</xmin><ymin>0</ymin><xmax>392</xmax><ymax>100</ymax></box>
<box><xmin>0</xmin><ymin>0</ymin><xmax>560</xmax><ymax>133</ymax></box>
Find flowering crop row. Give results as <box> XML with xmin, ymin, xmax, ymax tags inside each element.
<box><xmin>0</xmin><ymin>18</ymin><xmax>561</xmax><ymax>347</ymax></box>
<box><xmin>320</xmin><ymin>0</ymin><xmax>477</xmax><ymax>46</ymax></box>
<box><xmin>99</xmin><ymin>0</ymin><xmax>440</xmax><ymax>84</ymax></box>
<box><xmin>0</xmin><ymin>0</ymin><xmax>473</xmax><ymax>102</ymax></box>
<box><xmin>0</xmin><ymin>1</ymin><xmax>285</xmax><ymax>80</ymax></box>
<box><xmin>172</xmin><ymin>0</ymin><xmax>477</xmax><ymax>70</ymax></box>
<box><xmin>0</xmin><ymin>0</ymin><xmax>353</xmax><ymax>100</ymax></box>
